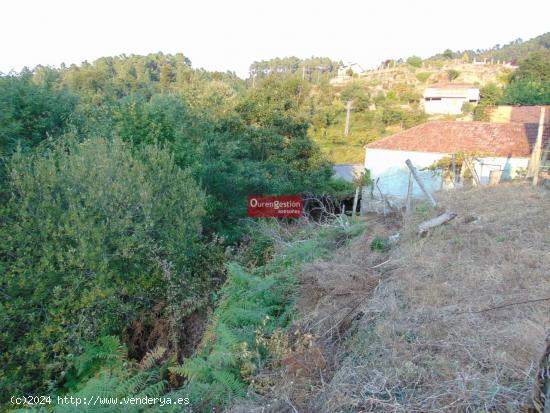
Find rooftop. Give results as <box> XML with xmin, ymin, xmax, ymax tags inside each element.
<box><xmin>426</xmin><ymin>83</ymin><xmax>478</xmax><ymax>89</ymax></box>
<box><xmin>366</xmin><ymin>121</ymin><xmax>549</xmax><ymax>157</ymax></box>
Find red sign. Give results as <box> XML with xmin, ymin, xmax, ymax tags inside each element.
<box><xmin>247</xmin><ymin>195</ymin><xmax>303</xmax><ymax>218</ymax></box>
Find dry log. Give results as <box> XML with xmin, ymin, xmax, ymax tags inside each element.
<box><xmin>417</xmin><ymin>212</ymin><xmax>457</xmax><ymax>235</ymax></box>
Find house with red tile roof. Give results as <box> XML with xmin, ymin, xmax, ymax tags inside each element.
<box><xmin>364</xmin><ymin>120</ymin><xmax>548</xmax><ymax>198</ymax></box>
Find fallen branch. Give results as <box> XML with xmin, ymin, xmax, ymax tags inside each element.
<box><xmin>471</xmin><ymin>296</ymin><xmax>550</xmax><ymax>314</ymax></box>
<box><xmin>369</xmin><ymin>258</ymin><xmax>391</xmax><ymax>269</ymax></box>
<box><xmin>417</xmin><ymin>212</ymin><xmax>457</xmax><ymax>235</ymax></box>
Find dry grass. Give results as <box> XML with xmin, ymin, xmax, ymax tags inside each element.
<box><xmin>230</xmin><ymin>183</ymin><xmax>550</xmax><ymax>412</ymax></box>
<box><xmin>318</xmin><ymin>183</ymin><xmax>550</xmax><ymax>412</ymax></box>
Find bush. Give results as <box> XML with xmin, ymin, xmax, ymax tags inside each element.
<box><xmin>461</xmin><ymin>101</ymin><xmax>475</xmax><ymax>114</ymax></box>
<box><xmin>479</xmin><ymin>82</ymin><xmax>503</xmax><ymax>105</ymax></box>
<box><xmin>473</xmin><ymin>104</ymin><xmax>493</xmax><ymax>121</ymax></box>
<box><xmin>406</xmin><ymin>56</ymin><xmax>423</xmax><ymax>68</ymax></box>
<box><xmin>415</xmin><ymin>72</ymin><xmax>431</xmax><ymax>83</ymax></box>
<box><xmin>447</xmin><ymin>69</ymin><xmax>460</xmax><ymax>82</ymax></box>
<box><xmin>0</xmin><ymin>136</ymin><xmax>220</xmax><ymax>400</ymax></box>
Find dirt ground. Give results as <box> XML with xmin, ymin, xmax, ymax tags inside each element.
<box><xmin>230</xmin><ymin>183</ymin><xmax>550</xmax><ymax>413</ymax></box>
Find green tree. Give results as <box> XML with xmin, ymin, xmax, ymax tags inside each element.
<box><xmin>472</xmin><ymin>83</ymin><xmax>503</xmax><ymax>121</ymax></box>
<box><xmin>502</xmin><ymin>50</ymin><xmax>550</xmax><ymax>104</ymax></box>
<box><xmin>406</xmin><ymin>56</ymin><xmax>423</xmax><ymax>68</ymax></box>
<box><xmin>340</xmin><ymin>80</ymin><xmax>371</xmax><ymax>111</ymax></box>
<box><xmin>443</xmin><ymin>49</ymin><xmax>455</xmax><ymax>59</ymax></box>
<box><xmin>0</xmin><ymin>136</ymin><xmax>220</xmax><ymax>401</ymax></box>
<box><xmin>447</xmin><ymin>69</ymin><xmax>460</xmax><ymax>82</ymax></box>
<box><xmin>479</xmin><ymin>82</ymin><xmax>503</xmax><ymax>105</ymax></box>
<box><xmin>0</xmin><ymin>72</ymin><xmax>78</xmax><ymax>159</ymax></box>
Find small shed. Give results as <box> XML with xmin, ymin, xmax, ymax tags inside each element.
<box><xmin>422</xmin><ymin>83</ymin><xmax>479</xmax><ymax>115</ymax></box>
<box><xmin>364</xmin><ymin>121</ymin><xmax>545</xmax><ymax>198</ymax></box>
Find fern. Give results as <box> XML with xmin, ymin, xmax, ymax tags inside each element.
<box><xmin>170</xmin><ymin>262</ymin><xmax>299</xmax><ymax>408</ymax></box>
<box><xmin>136</xmin><ymin>380</ymin><xmax>166</xmax><ymax>398</ymax></box>
<box><xmin>53</xmin><ymin>336</ymin><xmax>174</xmax><ymax>413</ymax></box>
<box><xmin>169</xmin><ymin>223</ymin><xmax>355</xmax><ymax>410</ymax></box>
<box><xmin>139</xmin><ymin>346</ymin><xmax>166</xmax><ymax>370</ymax></box>
<box><xmin>211</xmin><ymin>370</ymin><xmax>247</xmax><ymax>397</ymax></box>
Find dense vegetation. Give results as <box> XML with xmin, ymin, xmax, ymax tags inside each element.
<box><xmin>0</xmin><ymin>53</ymin><xmax>349</xmax><ymax>410</ymax></box>
<box><xmin>1</xmin><ymin>31</ymin><xmax>548</xmax><ymax>411</ymax></box>
<box><xmin>472</xmin><ymin>49</ymin><xmax>550</xmax><ymax>119</ymax></box>
<box><xmin>428</xmin><ymin>32</ymin><xmax>550</xmax><ymax>64</ymax></box>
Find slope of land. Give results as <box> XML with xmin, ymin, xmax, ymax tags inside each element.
<box><xmin>476</xmin><ymin>32</ymin><xmax>550</xmax><ymax>63</ymax></box>
<box><xmin>231</xmin><ymin>183</ymin><xmax>550</xmax><ymax>412</ymax></box>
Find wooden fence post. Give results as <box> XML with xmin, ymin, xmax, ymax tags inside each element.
<box><xmin>464</xmin><ymin>157</ymin><xmax>481</xmax><ymax>187</ymax></box>
<box><xmin>405</xmin><ymin>159</ymin><xmax>437</xmax><ymax>207</ymax></box>
<box><xmin>451</xmin><ymin>153</ymin><xmax>457</xmax><ymax>183</ymax></box>
<box><xmin>352</xmin><ymin>186</ymin><xmax>360</xmax><ymax>218</ymax></box>
<box><xmin>344</xmin><ymin>100</ymin><xmax>352</xmax><ymax>137</ymax></box>
<box><xmin>405</xmin><ymin>170</ymin><xmax>413</xmax><ymax>214</ymax></box>
<box><xmin>528</xmin><ymin>107</ymin><xmax>546</xmax><ymax>186</ymax></box>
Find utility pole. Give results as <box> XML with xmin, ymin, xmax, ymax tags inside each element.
<box><xmin>451</xmin><ymin>154</ymin><xmax>457</xmax><ymax>183</ymax></box>
<box><xmin>344</xmin><ymin>100</ymin><xmax>352</xmax><ymax>137</ymax></box>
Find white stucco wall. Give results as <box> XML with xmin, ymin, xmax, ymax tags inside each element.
<box><xmin>472</xmin><ymin>156</ymin><xmax>529</xmax><ymax>184</ymax></box>
<box><xmin>364</xmin><ymin>148</ymin><xmax>530</xmax><ymax>199</ymax></box>
<box><xmin>364</xmin><ymin>148</ymin><xmax>444</xmax><ymax>198</ymax></box>
<box><xmin>423</xmin><ymin>97</ymin><xmax>467</xmax><ymax>115</ymax></box>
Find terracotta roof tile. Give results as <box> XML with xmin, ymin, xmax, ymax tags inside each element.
<box><xmin>509</xmin><ymin>105</ymin><xmax>550</xmax><ymax>125</ymax></box>
<box><xmin>366</xmin><ymin>121</ymin><xmax>549</xmax><ymax>157</ymax></box>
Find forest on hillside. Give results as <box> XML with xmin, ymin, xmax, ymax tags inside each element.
<box><xmin>0</xmin><ymin>31</ymin><xmax>549</xmax><ymax>412</ymax></box>
<box><xmin>429</xmin><ymin>32</ymin><xmax>550</xmax><ymax>64</ymax></box>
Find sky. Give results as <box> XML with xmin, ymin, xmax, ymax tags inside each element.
<box><xmin>1</xmin><ymin>0</ymin><xmax>549</xmax><ymax>78</ymax></box>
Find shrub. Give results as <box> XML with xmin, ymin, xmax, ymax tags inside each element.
<box><xmin>0</xmin><ymin>136</ymin><xmax>219</xmax><ymax>400</ymax></box>
<box><xmin>370</xmin><ymin>236</ymin><xmax>389</xmax><ymax>251</ymax></box>
<box><xmin>447</xmin><ymin>69</ymin><xmax>460</xmax><ymax>82</ymax></box>
<box><xmin>415</xmin><ymin>72</ymin><xmax>431</xmax><ymax>83</ymax></box>
<box><xmin>406</xmin><ymin>56</ymin><xmax>423</xmax><ymax>68</ymax></box>
<box><xmin>461</xmin><ymin>101</ymin><xmax>474</xmax><ymax>114</ymax></box>
<box><xmin>473</xmin><ymin>104</ymin><xmax>493</xmax><ymax>121</ymax></box>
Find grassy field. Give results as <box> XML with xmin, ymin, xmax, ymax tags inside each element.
<box><xmin>308</xmin><ymin>111</ymin><xmax>396</xmax><ymax>164</ymax></box>
<box><xmin>309</xmin><ymin>111</ymin><xmax>417</xmax><ymax>164</ymax></box>
<box><xmin>231</xmin><ymin>183</ymin><xmax>550</xmax><ymax>412</ymax></box>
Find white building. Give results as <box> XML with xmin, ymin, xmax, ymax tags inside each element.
<box><xmin>422</xmin><ymin>84</ymin><xmax>480</xmax><ymax>115</ymax></box>
<box><xmin>336</xmin><ymin>63</ymin><xmax>365</xmax><ymax>77</ymax></box>
<box><xmin>364</xmin><ymin>121</ymin><xmax>534</xmax><ymax>199</ymax></box>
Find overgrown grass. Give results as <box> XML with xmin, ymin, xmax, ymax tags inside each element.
<box><xmin>11</xmin><ymin>219</ymin><xmax>366</xmax><ymax>413</ymax></box>
<box><xmin>308</xmin><ymin>111</ymin><xmax>385</xmax><ymax>163</ymax></box>
<box><xmin>171</xmin><ymin>218</ymin><xmax>366</xmax><ymax>411</ymax></box>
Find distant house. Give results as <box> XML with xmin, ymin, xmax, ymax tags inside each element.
<box><xmin>336</xmin><ymin>63</ymin><xmax>365</xmax><ymax>77</ymax></box>
<box><xmin>364</xmin><ymin>121</ymin><xmax>547</xmax><ymax>199</ymax></box>
<box><xmin>422</xmin><ymin>84</ymin><xmax>480</xmax><ymax>115</ymax></box>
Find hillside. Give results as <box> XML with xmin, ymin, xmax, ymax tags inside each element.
<box><xmin>230</xmin><ymin>182</ymin><xmax>550</xmax><ymax>412</ymax></box>
<box><xmin>313</xmin><ymin>32</ymin><xmax>550</xmax><ymax>164</ymax></box>
<box><xmin>427</xmin><ymin>32</ymin><xmax>550</xmax><ymax>63</ymax></box>
<box><xmin>477</xmin><ymin>32</ymin><xmax>550</xmax><ymax>63</ymax></box>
